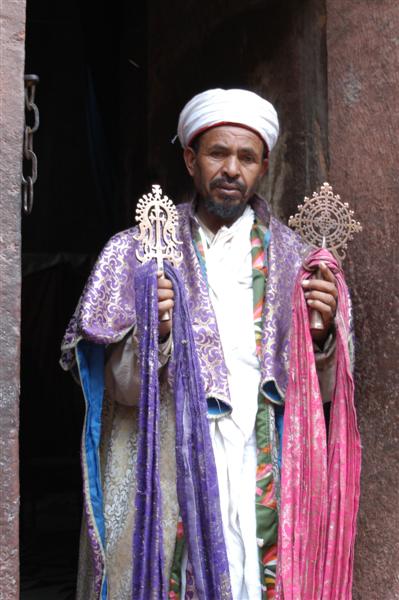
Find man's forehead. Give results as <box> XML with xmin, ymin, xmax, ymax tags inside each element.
<box><xmin>200</xmin><ymin>125</ymin><xmax>264</xmax><ymax>149</ymax></box>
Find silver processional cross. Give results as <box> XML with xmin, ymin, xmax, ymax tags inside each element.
<box><xmin>289</xmin><ymin>182</ymin><xmax>362</xmax><ymax>329</ymax></box>
<box><xmin>134</xmin><ymin>184</ymin><xmax>183</xmax><ymax>320</ymax></box>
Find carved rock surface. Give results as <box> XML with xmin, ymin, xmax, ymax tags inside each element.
<box><xmin>0</xmin><ymin>3</ymin><xmax>25</xmax><ymax>600</ymax></box>
<box><xmin>327</xmin><ymin>1</ymin><xmax>399</xmax><ymax>598</ymax></box>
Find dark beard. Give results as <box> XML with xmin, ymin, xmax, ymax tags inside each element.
<box><xmin>201</xmin><ymin>176</ymin><xmax>248</xmax><ymax>220</ymax></box>
<box><xmin>201</xmin><ymin>194</ymin><xmax>246</xmax><ymax>220</ymax></box>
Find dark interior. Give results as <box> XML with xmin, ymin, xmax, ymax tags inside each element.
<box><xmin>21</xmin><ymin>2</ymin><xmax>145</xmax><ymax>596</ymax></box>
<box><xmin>20</xmin><ymin>0</ymin><xmax>327</xmax><ymax>597</ymax></box>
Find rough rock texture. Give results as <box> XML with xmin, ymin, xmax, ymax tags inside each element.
<box><xmin>327</xmin><ymin>2</ymin><xmax>399</xmax><ymax>598</ymax></box>
<box><xmin>0</xmin><ymin>3</ymin><xmax>26</xmax><ymax>599</ymax></box>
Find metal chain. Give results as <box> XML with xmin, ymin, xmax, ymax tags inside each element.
<box><xmin>22</xmin><ymin>75</ymin><xmax>40</xmax><ymax>214</ymax></box>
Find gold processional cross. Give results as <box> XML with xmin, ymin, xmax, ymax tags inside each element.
<box><xmin>134</xmin><ymin>184</ymin><xmax>183</xmax><ymax>320</ymax></box>
<box><xmin>289</xmin><ymin>182</ymin><xmax>362</xmax><ymax>330</ymax></box>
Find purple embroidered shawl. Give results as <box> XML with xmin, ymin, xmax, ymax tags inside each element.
<box><xmin>132</xmin><ymin>261</ymin><xmax>231</xmax><ymax>599</ymax></box>
<box><xmin>61</xmin><ymin>196</ymin><xmax>308</xmax><ymax>405</ymax></box>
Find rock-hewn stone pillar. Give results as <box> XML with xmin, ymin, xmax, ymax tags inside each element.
<box><xmin>326</xmin><ymin>3</ymin><xmax>399</xmax><ymax>598</ymax></box>
<box><xmin>0</xmin><ymin>3</ymin><xmax>26</xmax><ymax>598</ymax></box>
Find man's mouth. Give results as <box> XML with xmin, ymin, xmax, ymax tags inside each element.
<box><xmin>215</xmin><ymin>184</ymin><xmax>242</xmax><ymax>198</ymax></box>
<box><xmin>217</xmin><ymin>183</ymin><xmax>240</xmax><ymax>191</ymax></box>
<box><xmin>210</xmin><ymin>178</ymin><xmax>246</xmax><ymax>197</ymax></box>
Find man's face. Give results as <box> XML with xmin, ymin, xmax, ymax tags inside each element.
<box><xmin>184</xmin><ymin>125</ymin><xmax>268</xmax><ymax>222</ymax></box>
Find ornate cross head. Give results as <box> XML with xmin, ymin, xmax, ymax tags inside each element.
<box><xmin>289</xmin><ymin>182</ymin><xmax>362</xmax><ymax>261</ymax></box>
<box><xmin>134</xmin><ymin>184</ymin><xmax>183</xmax><ymax>271</ymax></box>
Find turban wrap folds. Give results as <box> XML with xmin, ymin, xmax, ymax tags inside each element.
<box><xmin>177</xmin><ymin>88</ymin><xmax>279</xmax><ymax>154</ymax></box>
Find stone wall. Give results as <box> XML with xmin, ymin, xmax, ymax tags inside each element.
<box><xmin>327</xmin><ymin>2</ymin><xmax>399</xmax><ymax>598</ymax></box>
<box><xmin>0</xmin><ymin>2</ymin><xmax>26</xmax><ymax>599</ymax></box>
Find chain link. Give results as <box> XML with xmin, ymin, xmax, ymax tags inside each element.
<box><xmin>22</xmin><ymin>75</ymin><xmax>40</xmax><ymax>214</ymax></box>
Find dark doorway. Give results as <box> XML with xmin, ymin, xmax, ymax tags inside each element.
<box><xmin>20</xmin><ymin>0</ymin><xmax>327</xmax><ymax>597</ymax></box>
<box><xmin>20</xmin><ymin>1</ymin><xmax>148</xmax><ymax>597</ymax></box>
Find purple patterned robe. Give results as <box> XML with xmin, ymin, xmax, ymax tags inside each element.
<box><xmin>60</xmin><ymin>195</ymin><xmax>310</xmax><ymax>599</ymax></box>
<box><xmin>61</xmin><ymin>195</ymin><xmax>308</xmax><ymax>404</ymax></box>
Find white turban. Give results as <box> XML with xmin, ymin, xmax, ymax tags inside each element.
<box><xmin>177</xmin><ymin>88</ymin><xmax>279</xmax><ymax>153</ymax></box>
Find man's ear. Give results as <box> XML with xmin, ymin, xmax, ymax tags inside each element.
<box><xmin>183</xmin><ymin>146</ymin><xmax>196</xmax><ymax>177</ymax></box>
<box><xmin>260</xmin><ymin>158</ymin><xmax>269</xmax><ymax>178</ymax></box>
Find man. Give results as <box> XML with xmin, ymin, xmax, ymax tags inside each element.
<box><xmin>61</xmin><ymin>89</ymin><xmax>343</xmax><ymax>600</ymax></box>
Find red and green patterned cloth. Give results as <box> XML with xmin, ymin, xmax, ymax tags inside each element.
<box><xmin>251</xmin><ymin>220</ymin><xmax>278</xmax><ymax>600</ymax></box>
<box><xmin>169</xmin><ymin>216</ymin><xmax>278</xmax><ymax>599</ymax></box>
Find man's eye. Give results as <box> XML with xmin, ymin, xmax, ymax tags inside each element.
<box><xmin>241</xmin><ymin>155</ymin><xmax>255</xmax><ymax>163</ymax></box>
<box><xmin>210</xmin><ymin>151</ymin><xmax>224</xmax><ymax>158</ymax></box>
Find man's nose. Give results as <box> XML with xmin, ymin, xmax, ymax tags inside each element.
<box><xmin>222</xmin><ymin>155</ymin><xmax>240</xmax><ymax>178</ymax></box>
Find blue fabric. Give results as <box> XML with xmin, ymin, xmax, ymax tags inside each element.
<box><xmin>77</xmin><ymin>340</ymin><xmax>108</xmax><ymax>599</ymax></box>
<box><xmin>262</xmin><ymin>380</ymin><xmax>282</xmax><ymax>404</ymax></box>
<box><xmin>207</xmin><ymin>397</ymin><xmax>232</xmax><ymax>417</ymax></box>
<box><xmin>274</xmin><ymin>404</ymin><xmax>284</xmax><ymax>469</ymax></box>
<box><xmin>263</xmin><ymin>229</ymin><xmax>271</xmax><ymax>252</ymax></box>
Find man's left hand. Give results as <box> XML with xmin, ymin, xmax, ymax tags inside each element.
<box><xmin>301</xmin><ymin>261</ymin><xmax>338</xmax><ymax>345</ymax></box>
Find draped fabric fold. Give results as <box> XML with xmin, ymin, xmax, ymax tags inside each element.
<box><xmin>276</xmin><ymin>248</ymin><xmax>361</xmax><ymax>600</ymax></box>
<box><xmin>133</xmin><ymin>261</ymin><xmax>232</xmax><ymax>600</ymax></box>
<box><xmin>132</xmin><ymin>263</ymin><xmax>166</xmax><ymax>599</ymax></box>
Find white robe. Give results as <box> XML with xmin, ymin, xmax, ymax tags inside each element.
<box><xmin>193</xmin><ymin>206</ymin><xmax>262</xmax><ymax>599</ymax></box>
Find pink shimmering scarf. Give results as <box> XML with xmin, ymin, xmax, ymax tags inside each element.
<box><xmin>276</xmin><ymin>248</ymin><xmax>361</xmax><ymax>600</ymax></box>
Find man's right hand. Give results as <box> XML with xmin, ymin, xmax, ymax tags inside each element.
<box><xmin>157</xmin><ymin>272</ymin><xmax>174</xmax><ymax>339</ymax></box>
